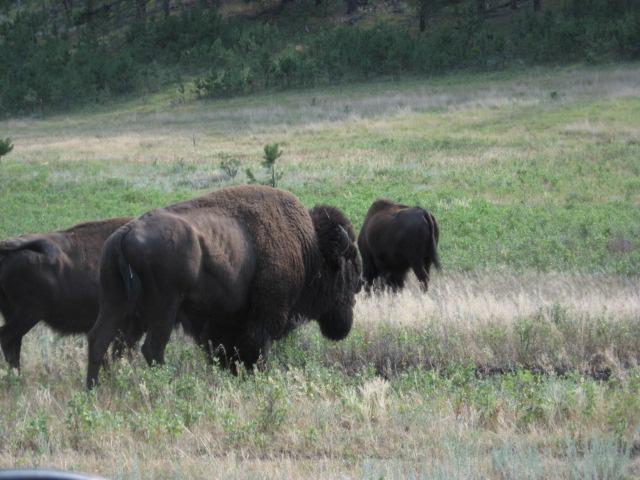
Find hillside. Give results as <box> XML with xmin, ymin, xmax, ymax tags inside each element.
<box><xmin>0</xmin><ymin>0</ymin><xmax>639</xmax><ymax>116</ymax></box>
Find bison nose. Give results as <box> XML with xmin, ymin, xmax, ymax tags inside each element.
<box><xmin>355</xmin><ymin>277</ymin><xmax>363</xmax><ymax>294</ymax></box>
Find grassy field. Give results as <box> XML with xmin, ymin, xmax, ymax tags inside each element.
<box><xmin>1</xmin><ymin>64</ymin><xmax>639</xmax><ymax>478</ymax></box>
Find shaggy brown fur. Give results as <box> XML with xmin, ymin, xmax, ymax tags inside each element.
<box><xmin>358</xmin><ymin>199</ymin><xmax>440</xmax><ymax>292</ymax></box>
<box><xmin>87</xmin><ymin>185</ymin><xmax>361</xmax><ymax>388</ymax></box>
<box><xmin>0</xmin><ymin>217</ymin><xmax>132</xmax><ymax>369</ymax></box>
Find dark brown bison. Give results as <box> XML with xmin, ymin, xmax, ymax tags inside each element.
<box><xmin>86</xmin><ymin>185</ymin><xmax>361</xmax><ymax>388</ymax></box>
<box><xmin>0</xmin><ymin>217</ymin><xmax>132</xmax><ymax>369</ymax></box>
<box><xmin>358</xmin><ymin>199</ymin><xmax>440</xmax><ymax>292</ymax></box>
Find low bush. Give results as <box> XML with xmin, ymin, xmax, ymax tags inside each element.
<box><xmin>0</xmin><ymin>137</ymin><xmax>12</xmax><ymax>161</ymax></box>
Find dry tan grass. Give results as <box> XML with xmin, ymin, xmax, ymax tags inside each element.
<box><xmin>5</xmin><ymin>64</ymin><xmax>640</xmax><ymax>167</ymax></box>
<box><xmin>4</xmin><ymin>271</ymin><xmax>637</xmax><ymax>395</ymax></box>
<box><xmin>356</xmin><ymin>271</ymin><xmax>640</xmax><ymax>328</ymax></box>
<box><xmin>313</xmin><ymin>272</ymin><xmax>634</xmax><ymax>379</ymax></box>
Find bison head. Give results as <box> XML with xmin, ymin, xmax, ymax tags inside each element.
<box><xmin>309</xmin><ymin>205</ymin><xmax>361</xmax><ymax>341</ymax></box>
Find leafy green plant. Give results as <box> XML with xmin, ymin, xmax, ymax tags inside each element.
<box><xmin>17</xmin><ymin>410</ymin><xmax>49</xmax><ymax>454</ymax></box>
<box><xmin>254</xmin><ymin>374</ymin><xmax>289</xmax><ymax>434</ymax></box>
<box><xmin>66</xmin><ymin>391</ymin><xmax>102</xmax><ymax>437</ymax></box>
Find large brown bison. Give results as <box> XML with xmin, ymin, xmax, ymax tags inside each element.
<box><xmin>358</xmin><ymin>199</ymin><xmax>440</xmax><ymax>292</ymax></box>
<box><xmin>86</xmin><ymin>185</ymin><xmax>361</xmax><ymax>388</ymax></box>
<box><xmin>0</xmin><ymin>217</ymin><xmax>132</xmax><ymax>369</ymax></box>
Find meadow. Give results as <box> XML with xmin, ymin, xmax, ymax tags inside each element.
<box><xmin>0</xmin><ymin>63</ymin><xmax>639</xmax><ymax>478</ymax></box>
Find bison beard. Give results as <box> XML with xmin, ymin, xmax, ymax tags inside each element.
<box><xmin>0</xmin><ymin>218</ymin><xmax>133</xmax><ymax>370</ymax></box>
<box><xmin>358</xmin><ymin>198</ymin><xmax>440</xmax><ymax>292</ymax></box>
<box><xmin>86</xmin><ymin>185</ymin><xmax>361</xmax><ymax>388</ymax></box>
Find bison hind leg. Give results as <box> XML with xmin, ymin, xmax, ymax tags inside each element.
<box><xmin>360</xmin><ymin>251</ymin><xmax>380</xmax><ymax>294</ymax></box>
<box><xmin>0</xmin><ymin>324</ymin><xmax>17</xmax><ymax>368</ymax></box>
<box><xmin>140</xmin><ymin>296</ymin><xmax>181</xmax><ymax>367</ymax></box>
<box><xmin>384</xmin><ymin>271</ymin><xmax>407</xmax><ymax>293</ymax></box>
<box><xmin>411</xmin><ymin>261</ymin><xmax>430</xmax><ymax>292</ymax></box>
<box><xmin>0</xmin><ymin>324</ymin><xmax>12</xmax><ymax>364</ymax></box>
<box><xmin>110</xmin><ymin>320</ymin><xmax>144</xmax><ymax>362</ymax></box>
<box><xmin>87</xmin><ymin>303</ymin><xmax>129</xmax><ymax>389</ymax></box>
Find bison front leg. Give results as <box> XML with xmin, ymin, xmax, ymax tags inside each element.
<box><xmin>178</xmin><ymin>313</ymin><xmax>237</xmax><ymax>368</ymax></box>
<box><xmin>236</xmin><ymin>331</ymin><xmax>272</xmax><ymax>373</ymax></box>
<box><xmin>232</xmin><ymin>287</ymin><xmax>290</xmax><ymax>373</ymax></box>
<box><xmin>224</xmin><ymin>319</ymin><xmax>274</xmax><ymax>375</ymax></box>
<box><xmin>201</xmin><ymin>323</ymin><xmax>240</xmax><ymax>369</ymax></box>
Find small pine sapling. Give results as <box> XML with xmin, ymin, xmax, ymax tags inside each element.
<box><xmin>245</xmin><ymin>167</ymin><xmax>258</xmax><ymax>184</ymax></box>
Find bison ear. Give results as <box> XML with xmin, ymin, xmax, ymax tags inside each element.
<box><xmin>310</xmin><ymin>205</ymin><xmax>354</xmax><ymax>271</ymax></box>
<box><xmin>319</xmin><ymin>225</ymin><xmax>351</xmax><ymax>271</ymax></box>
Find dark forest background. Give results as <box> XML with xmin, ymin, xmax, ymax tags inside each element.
<box><xmin>1</xmin><ymin>0</ymin><xmax>638</xmax><ymax>115</ymax></box>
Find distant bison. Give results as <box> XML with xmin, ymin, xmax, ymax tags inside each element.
<box><xmin>0</xmin><ymin>218</ymin><xmax>132</xmax><ymax>369</ymax></box>
<box><xmin>358</xmin><ymin>199</ymin><xmax>440</xmax><ymax>292</ymax></box>
<box><xmin>86</xmin><ymin>185</ymin><xmax>361</xmax><ymax>388</ymax></box>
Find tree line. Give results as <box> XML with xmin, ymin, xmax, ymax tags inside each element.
<box><xmin>1</xmin><ymin>0</ymin><xmax>547</xmax><ymax>33</ymax></box>
<box><xmin>0</xmin><ymin>0</ymin><xmax>638</xmax><ymax>115</ymax></box>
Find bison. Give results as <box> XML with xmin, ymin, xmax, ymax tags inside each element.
<box><xmin>0</xmin><ymin>217</ymin><xmax>132</xmax><ymax>369</ymax></box>
<box><xmin>358</xmin><ymin>199</ymin><xmax>440</xmax><ymax>292</ymax></box>
<box><xmin>86</xmin><ymin>185</ymin><xmax>361</xmax><ymax>388</ymax></box>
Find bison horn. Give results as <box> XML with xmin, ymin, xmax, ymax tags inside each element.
<box><xmin>338</xmin><ymin>225</ymin><xmax>350</xmax><ymax>254</ymax></box>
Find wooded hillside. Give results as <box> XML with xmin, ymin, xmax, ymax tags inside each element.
<box><xmin>0</xmin><ymin>0</ymin><xmax>638</xmax><ymax>115</ymax></box>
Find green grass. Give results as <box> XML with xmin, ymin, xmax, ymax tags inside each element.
<box><xmin>1</xmin><ymin>64</ymin><xmax>639</xmax><ymax>478</ymax></box>
<box><xmin>2</xmin><ymin>65</ymin><xmax>639</xmax><ymax>273</ymax></box>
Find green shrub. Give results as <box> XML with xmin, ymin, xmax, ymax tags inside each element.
<box><xmin>219</xmin><ymin>158</ymin><xmax>241</xmax><ymax>179</ymax></box>
<box><xmin>194</xmin><ymin>65</ymin><xmax>254</xmax><ymax>98</ymax></box>
<box><xmin>0</xmin><ymin>138</ymin><xmax>13</xmax><ymax>161</ymax></box>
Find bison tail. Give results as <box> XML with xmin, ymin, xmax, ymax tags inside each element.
<box><xmin>423</xmin><ymin>211</ymin><xmax>441</xmax><ymax>271</ymax></box>
<box><xmin>115</xmin><ymin>228</ymin><xmax>141</xmax><ymax>316</ymax></box>
<box><xmin>431</xmin><ymin>238</ymin><xmax>441</xmax><ymax>271</ymax></box>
